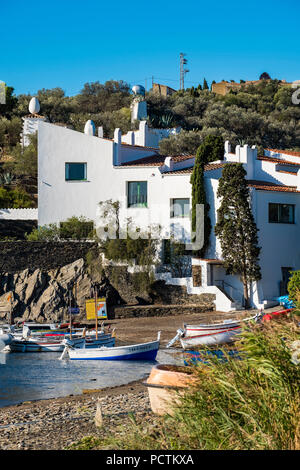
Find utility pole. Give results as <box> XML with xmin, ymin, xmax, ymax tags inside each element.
<box><xmin>179</xmin><ymin>53</ymin><xmax>189</xmax><ymax>90</ymax></box>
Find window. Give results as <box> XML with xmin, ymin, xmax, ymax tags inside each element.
<box><xmin>170</xmin><ymin>198</ymin><xmax>190</xmax><ymax>218</ymax></box>
<box><xmin>127</xmin><ymin>181</ymin><xmax>147</xmax><ymax>208</ymax></box>
<box><xmin>269</xmin><ymin>203</ymin><xmax>295</xmax><ymax>224</ymax></box>
<box><xmin>65</xmin><ymin>163</ymin><xmax>87</xmax><ymax>181</ymax></box>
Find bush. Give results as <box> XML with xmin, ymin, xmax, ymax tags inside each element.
<box><xmin>0</xmin><ymin>187</ymin><xmax>33</xmax><ymax>208</ymax></box>
<box><xmin>288</xmin><ymin>270</ymin><xmax>300</xmax><ymax>314</ymax></box>
<box><xmin>26</xmin><ymin>216</ymin><xmax>94</xmax><ymax>241</ymax></box>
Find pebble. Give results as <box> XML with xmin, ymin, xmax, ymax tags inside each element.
<box><xmin>0</xmin><ymin>385</ymin><xmax>152</xmax><ymax>450</ymax></box>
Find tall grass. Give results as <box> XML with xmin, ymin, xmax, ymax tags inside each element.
<box><xmin>99</xmin><ymin>319</ymin><xmax>300</xmax><ymax>450</ymax></box>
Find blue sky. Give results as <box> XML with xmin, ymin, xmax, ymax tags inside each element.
<box><xmin>1</xmin><ymin>0</ymin><xmax>300</xmax><ymax>96</ymax></box>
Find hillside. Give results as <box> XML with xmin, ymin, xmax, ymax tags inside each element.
<box><xmin>0</xmin><ymin>77</ymin><xmax>299</xmax><ymax>211</ymax></box>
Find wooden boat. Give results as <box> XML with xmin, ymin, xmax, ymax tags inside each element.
<box><xmin>6</xmin><ymin>324</ymin><xmax>116</xmax><ymax>353</ymax></box>
<box><xmin>60</xmin><ymin>332</ymin><xmax>161</xmax><ymax>361</ymax></box>
<box><xmin>166</xmin><ymin>314</ymin><xmax>260</xmax><ymax>349</ymax></box>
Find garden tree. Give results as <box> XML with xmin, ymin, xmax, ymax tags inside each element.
<box><xmin>215</xmin><ymin>163</ymin><xmax>261</xmax><ymax>308</ymax></box>
<box><xmin>159</xmin><ymin>129</ymin><xmax>203</xmax><ymax>156</ymax></box>
<box><xmin>36</xmin><ymin>88</ymin><xmax>72</xmax><ymax>123</ymax></box>
<box><xmin>11</xmin><ymin>133</ymin><xmax>38</xmax><ymax>177</ymax></box>
<box><xmin>96</xmin><ymin>199</ymin><xmax>161</xmax><ymax>291</ymax></box>
<box><xmin>76</xmin><ymin>80</ymin><xmax>131</xmax><ymax>114</ymax></box>
<box><xmin>287</xmin><ymin>270</ymin><xmax>300</xmax><ymax>312</ymax></box>
<box><xmin>203</xmin><ymin>78</ymin><xmax>209</xmax><ymax>90</ymax></box>
<box><xmin>190</xmin><ymin>143</ymin><xmax>212</xmax><ymax>257</ymax></box>
<box><xmin>0</xmin><ymin>187</ymin><xmax>33</xmax><ymax>209</ymax></box>
<box><xmin>0</xmin><ymin>86</ymin><xmax>18</xmax><ymax>118</ymax></box>
<box><xmin>260</xmin><ymin>72</ymin><xmax>271</xmax><ymax>80</ymax></box>
<box><xmin>163</xmin><ymin>238</ymin><xmax>191</xmax><ymax>277</ymax></box>
<box><xmin>196</xmin><ymin>134</ymin><xmax>224</xmax><ymax>164</ymax></box>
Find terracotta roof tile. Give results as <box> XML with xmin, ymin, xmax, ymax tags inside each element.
<box><xmin>23</xmin><ymin>114</ymin><xmax>46</xmax><ymax>119</ymax></box>
<box><xmin>266</xmin><ymin>148</ymin><xmax>300</xmax><ymax>158</ymax></box>
<box><xmin>248</xmin><ymin>180</ymin><xmax>300</xmax><ymax>193</ymax></box>
<box><xmin>120</xmin><ymin>154</ymin><xmax>194</xmax><ymax>168</ymax></box>
<box><xmin>258</xmin><ymin>156</ymin><xmax>300</xmax><ymax>166</ymax></box>
<box><xmin>163</xmin><ymin>162</ymin><xmax>226</xmax><ymax>175</ymax></box>
<box><xmin>120</xmin><ymin>155</ymin><xmax>166</xmax><ymax>167</ymax></box>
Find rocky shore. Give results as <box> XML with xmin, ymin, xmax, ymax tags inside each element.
<box><xmin>0</xmin><ymin>381</ymin><xmax>152</xmax><ymax>450</ymax></box>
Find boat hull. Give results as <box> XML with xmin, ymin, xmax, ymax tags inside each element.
<box><xmin>67</xmin><ymin>340</ymin><xmax>160</xmax><ymax>361</ymax></box>
<box><xmin>180</xmin><ymin>326</ymin><xmax>242</xmax><ymax>348</ymax></box>
<box><xmin>8</xmin><ymin>335</ymin><xmax>115</xmax><ymax>353</ymax></box>
<box><xmin>0</xmin><ymin>333</ymin><xmax>13</xmax><ymax>348</ymax></box>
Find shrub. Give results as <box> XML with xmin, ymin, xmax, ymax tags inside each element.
<box><xmin>26</xmin><ymin>216</ymin><xmax>94</xmax><ymax>241</ymax></box>
<box><xmin>0</xmin><ymin>187</ymin><xmax>33</xmax><ymax>208</ymax></box>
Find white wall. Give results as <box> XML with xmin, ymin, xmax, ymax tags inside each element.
<box><xmin>253</xmin><ymin>189</ymin><xmax>300</xmax><ymax>300</ymax></box>
<box><xmin>38</xmin><ymin>122</ymin><xmax>192</xmax><ymax>243</ymax></box>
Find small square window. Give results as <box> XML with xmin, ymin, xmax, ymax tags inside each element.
<box><xmin>170</xmin><ymin>198</ymin><xmax>190</xmax><ymax>218</ymax></box>
<box><xmin>65</xmin><ymin>163</ymin><xmax>87</xmax><ymax>181</ymax></box>
<box><xmin>127</xmin><ymin>182</ymin><xmax>147</xmax><ymax>208</ymax></box>
<box><xmin>269</xmin><ymin>203</ymin><xmax>295</xmax><ymax>224</ymax></box>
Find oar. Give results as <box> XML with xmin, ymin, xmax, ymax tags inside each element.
<box><xmin>166</xmin><ymin>328</ymin><xmax>184</xmax><ymax>349</ymax></box>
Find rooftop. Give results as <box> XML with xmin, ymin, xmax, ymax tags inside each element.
<box><xmin>248</xmin><ymin>180</ymin><xmax>300</xmax><ymax>193</ymax></box>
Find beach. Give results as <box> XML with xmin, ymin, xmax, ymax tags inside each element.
<box><xmin>0</xmin><ymin>310</ymin><xmax>253</xmax><ymax>450</ymax></box>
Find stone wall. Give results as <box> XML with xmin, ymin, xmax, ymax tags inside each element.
<box><xmin>0</xmin><ymin>220</ymin><xmax>37</xmax><ymax>241</ymax></box>
<box><xmin>0</xmin><ymin>242</ymin><xmax>216</xmax><ymax>323</ymax></box>
<box><xmin>0</xmin><ymin>241</ymin><xmax>97</xmax><ymax>273</ymax></box>
<box><xmin>113</xmin><ymin>303</ymin><xmax>214</xmax><ymax>319</ymax></box>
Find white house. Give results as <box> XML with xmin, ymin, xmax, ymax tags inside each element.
<box><xmin>37</xmin><ymin>118</ymin><xmax>300</xmax><ymax>312</ymax></box>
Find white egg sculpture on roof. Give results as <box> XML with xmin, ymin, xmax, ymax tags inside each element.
<box><xmin>132</xmin><ymin>85</ymin><xmax>145</xmax><ymax>96</ymax></box>
<box><xmin>29</xmin><ymin>97</ymin><xmax>40</xmax><ymax>114</ymax></box>
<box><xmin>84</xmin><ymin>120</ymin><xmax>95</xmax><ymax>136</ymax></box>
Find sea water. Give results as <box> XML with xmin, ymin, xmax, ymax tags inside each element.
<box><xmin>0</xmin><ymin>349</ymin><xmax>181</xmax><ymax>408</ymax></box>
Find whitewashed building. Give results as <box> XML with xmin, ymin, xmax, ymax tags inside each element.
<box><xmin>37</xmin><ymin>117</ymin><xmax>300</xmax><ymax>312</ymax></box>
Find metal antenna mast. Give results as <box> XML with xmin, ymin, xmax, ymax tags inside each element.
<box><xmin>180</xmin><ymin>53</ymin><xmax>189</xmax><ymax>90</ymax></box>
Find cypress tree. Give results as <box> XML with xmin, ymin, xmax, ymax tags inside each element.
<box><xmin>190</xmin><ymin>147</ymin><xmax>211</xmax><ymax>257</ymax></box>
<box><xmin>215</xmin><ymin>163</ymin><xmax>261</xmax><ymax>308</ymax></box>
<box><xmin>203</xmin><ymin>78</ymin><xmax>209</xmax><ymax>90</ymax></box>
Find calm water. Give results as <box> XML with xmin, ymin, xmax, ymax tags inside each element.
<box><xmin>0</xmin><ymin>349</ymin><xmax>181</xmax><ymax>408</ymax></box>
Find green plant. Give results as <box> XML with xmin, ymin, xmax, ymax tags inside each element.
<box><xmin>60</xmin><ymin>216</ymin><xmax>94</xmax><ymax>239</ymax></box>
<box><xmin>190</xmin><ymin>139</ymin><xmax>215</xmax><ymax>257</ymax></box>
<box><xmin>26</xmin><ymin>223</ymin><xmax>60</xmax><ymax>241</ymax></box>
<box><xmin>0</xmin><ymin>187</ymin><xmax>33</xmax><ymax>208</ymax></box>
<box><xmin>215</xmin><ymin>163</ymin><xmax>261</xmax><ymax>308</ymax></box>
<box><xmin>288</xmin><ymin>270</ymin><xmax>300</xmax><ymax>314</ymax></box>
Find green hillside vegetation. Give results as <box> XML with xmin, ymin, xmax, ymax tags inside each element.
<box><xmin>0</xmin><ymin>77</ymin><xmax>299</xmax><ymax>205</ymax></box>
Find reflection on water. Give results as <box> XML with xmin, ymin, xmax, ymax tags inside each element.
<box><xmin>0</xmin><ymin>349</ymin><xmax>182</xmax><ymax>408</ymax></box>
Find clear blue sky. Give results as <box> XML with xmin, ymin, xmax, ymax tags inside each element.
<box><xmin>1</xmin><ymin>0</ymin><xmax>300</xmax><ymax>96</ymax></box>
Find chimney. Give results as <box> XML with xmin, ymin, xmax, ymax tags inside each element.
<box><xmin>114</xmin><ymin>128</ymin><xmax>122</xmax><ymax>165</ymax></box>
<box><xmin>224</xmin><ymin>140</ymin><xmax>231</xmax><ymax>154</ymax></box>
<box><xmin>98</xmin><ymin>126</ymin><xmax>103</xmax><ymax>138</ymax></box>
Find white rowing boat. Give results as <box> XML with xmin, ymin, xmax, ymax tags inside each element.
<box><xmin>60</xmin><ymin>332</ymin><xmax>161</xmax><ymax>361</ymax></box>
<box><xmin>0</xmin><ymin>330</ymin><xmax>13</xmax><ymax>349</ymax></box>
<box><xmin>166</xmin><ymin>314</ymin><xmax>260</xmax><ymax>349</ymax></box>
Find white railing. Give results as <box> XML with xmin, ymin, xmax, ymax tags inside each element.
<box><xmin>0</xmin><ymin>208</ymin><xmax>38</xmax><ymax>220</ymax></box>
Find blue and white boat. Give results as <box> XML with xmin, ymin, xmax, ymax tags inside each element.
<box><xmin>60</xmin><ymin>332</ymin><xmax>161</xmax><ymax>361</ymax></box>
